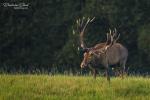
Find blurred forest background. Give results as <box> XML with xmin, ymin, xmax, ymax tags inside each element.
<box><xmin>0</xmin><ymin>0</ymin><xmax>150</xmax><ymax>74</ymax></box>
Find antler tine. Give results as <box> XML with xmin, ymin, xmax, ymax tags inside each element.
<box><xmin>112</xmin><ymin>28</ymin><xmax>116</xmax><ymax>38</ymax></box>
<box><xmin>116</xmin><ymin>33</ymin><xmax>120</xmax><ymax>40</ymax></box>
<box><xmin>77</xmin><ymin>19</ymin><xmax>80</xmax><ymax>24</ymax></box>
<box><xmin>113</xmin><ymin>28</ymin><xmax>117</xmax><ymax>38</ymax></box>
<box><xmin>109</xmin><ymin>29</ymin><xmax>112</xmax><ymax>35</ymax></box>
<box><xmin>114</xmin><ymin>33</ymin><xmax>120</xmax><ymax>43</ymax></box>
<box><xmin>112</xmin><ymin>28</ymin><xmax>120</xmax><ymax>43</ymax></box>
<box><xmin>109</xmin><ymin>29</ymin><xmax>113</xmax><ymax>41</ymax></box>
<box><xmin>76</xmin><ymin>19</ymin><xmax>81</xmax><ymax>32</ymax></box>
<box><xmin>114</xmin><ymin>28</ymin><xmax>117</xmax><ymax>34</ymax></box>
<box><xmin>81</xmin><ymin>17</ymin><xmax>90</xmax><ymax>33</ymax></box>
<box><xmin>76</xmin><ymin>19</ymin><xmax>79</xmax><ymax>31</ymax></box>
<box><xmin>90</xmin><ymin>17</ymin><xmax>95</xmax><ymax>22</ymax></box>
<box><xmin>105</xmin><ymin>29</ymin><xmax>112</xmax><ymax>46</ymax></box>
<box><xmin>80</xmin><ymin>30</ymin><xmax>85</xmax><ymax>48</ymax></box>
<box><xmin>105</xmin><ymin>33</ymin><xmax>109</xmax><ymax>45</ymax></box>
<box><xmin>81</xmin><ymin>17</ymin><xmax>85</xmax><ymax>27</ymax></box>
<box><xmin>77</xmin><ymin>18</ymin><xmax>79</xmax><ymax>24</ymax></box>
<box><xmin>109</xmin><ymin>28</ymin><xmax>116</xmax><ymax>46</ymax></box>
<box><xmin>111</xmin><ymin>28</ymin><xmax>120</xmax><ymax>44</ymax></box>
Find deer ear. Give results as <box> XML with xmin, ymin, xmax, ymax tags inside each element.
<box><xmin>89</xmin><ymin>51</ymin><xmax>92</xmax><ymax>55</ymax></box>
<box><xmin>89</xmin><ymin>51</ymin><xmax>94</xmax><ymax>56</ymax></box>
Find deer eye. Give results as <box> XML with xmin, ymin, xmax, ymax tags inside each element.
<box><xmin>90</xmin><ymin>53</ymin><xmax>94</xmax><ymax>56</ymax></box>
<box><xmin>89</xmin><ymin>53</ymin><xmax>94</xmax><ymax>58</ymax></box>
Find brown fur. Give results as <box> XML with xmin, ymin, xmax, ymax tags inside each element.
<box><xmin>80</xmin><ymin>43</ymin><xmax>128</xmax><ymax>81</ymax></box>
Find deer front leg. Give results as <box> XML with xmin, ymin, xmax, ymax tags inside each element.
<box><xmin>120</xmin><ymin>61</ymin><xmax>126</xmax><ymax>79</ymax></box>
<box><xmin>89</xmin><ymin>66</ymin><xmax>96</xmax><ymax>79</ymax></box>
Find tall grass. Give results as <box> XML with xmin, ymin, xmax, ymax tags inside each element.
<box><xmin>0</xmin><ymin>75</ymin><xmax>150</xmax><ymax>100</ymax></box>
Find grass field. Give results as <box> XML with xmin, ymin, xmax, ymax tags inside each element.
<box><xmin>0</xmin><ymin>75</ymin><xmax>150</xmax><ymax>100</ymax></box>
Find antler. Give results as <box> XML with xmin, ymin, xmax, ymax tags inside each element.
<box><xmin>104</xmin><ymin>28</ymin><xmax>120</xmax><ymax>51</ymax></box>
<box><xmin>108</xmin><ymin>28</ymin><xmax>120</xmax><ymax>45</ymax></box>
<box><xmin>105</xmin><ymin>32</ymin><xmax>111</xmax><ymax>45</ymax></box>
<box><xmin>113</xmin><ymin>28</ymin><xmax>120</xmax><ymax>43</ymax></box>
<box><xmin>76</xmin><ymin>17</ymin><xmax>95</xmax><ymax>49</ymax></box>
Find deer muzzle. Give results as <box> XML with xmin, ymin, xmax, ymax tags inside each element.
<box><xmin>80</xmin><ymin>62</ymin><xmax>87</xmax><ymax>68</ymax></box>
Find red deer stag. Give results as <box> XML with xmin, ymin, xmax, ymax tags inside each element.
<box><xmin>76</xmin><ymin>17</ymin><xmax>128</xmax><ymax>81</ymax></box>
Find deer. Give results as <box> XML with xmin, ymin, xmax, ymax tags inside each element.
<box><xmin>76</xmin><ymin>17</ymin><xmax>128</xmax><ymax>81</ymax></box>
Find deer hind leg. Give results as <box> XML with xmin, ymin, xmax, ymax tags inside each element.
<box><xmin>105</xmin><ymin>67</ymin><xmax>110</xmax><ymax>82</ymax></box>
<box><xmin>120</xmin><ymin>61</ymin><xmax>126</xmax><ymax>79</ymax></box>
<box><xmin>93</xmin><ymin>69</ymin><xmax>96</xmax><ymax>79</ymax></box>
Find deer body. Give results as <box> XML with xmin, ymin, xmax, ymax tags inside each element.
<box><xmin>76</xmin><ymin>17</ymin><xmax>128</xmax><ymax>81</ymax></box>
<box><xmin>81</xmin><ymin>43</ymin><xmax>128</xmax><ymax>80</ymax></box>
<box><xmin>104</xmin><ymin>43</ymin><xmax>128</xmax><ymax>66</ymax></box>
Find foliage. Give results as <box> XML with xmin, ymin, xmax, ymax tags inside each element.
<box><xmin>0</xmin><ymin>0</ymin><xmax>150</xmax><ymax>72</ymax></box>
<box><xmin>138</xmin><ymin>24</ymin><xmax>150</xmax><ymax>67</ymax></box>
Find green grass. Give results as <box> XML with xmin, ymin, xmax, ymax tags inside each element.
<box><xmin>0</xmin><ymin>75</ymin><xmax>150</xmax><ymax>100</ymax></box>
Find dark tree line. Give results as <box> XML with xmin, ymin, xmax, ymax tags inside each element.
<box><xmin>0</xmin><ymin>0</ymin><xmax>150</xmax><ymax>73</ymax></box>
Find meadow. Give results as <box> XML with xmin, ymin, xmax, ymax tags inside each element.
<box><xmin>0</xmin><ymin>75</ymin><xmax>150</xmax><ymax>100</ymax></box>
